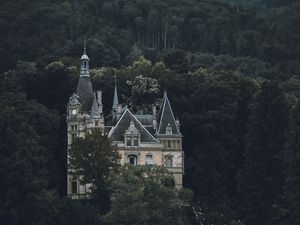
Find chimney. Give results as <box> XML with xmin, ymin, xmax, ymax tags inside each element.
<box><xmin>152</xmin><ymin>105</ymin><xmax>157</xmax><ymax>130</ymax></box>
<box><xmin>176</xmin><ymin>118</ymin><xmax>180</xmax><ymax>130</ymax></box>
<box><xmin>152</xmin><ymin>105</ymin><xmax>157</xmax><ymax>119</ymax></box>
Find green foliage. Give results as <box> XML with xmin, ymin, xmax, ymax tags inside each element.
<box><xmin>0</xmin><ymin>91</ymin><xmax>60</xmax><ymax>225</ymax></box>
<box><xmin>69</xmin><ymin>129</ymin><xmax>121</xmax><ymax>213</ymax></box>
<box><xmin>164</xmin><ymin>50</ymin><xmax>189</xmax><ymax>73</ymax></box>
<box><xmin>237</xmin><ymin>81</ymin><xmax>290</xmax><ymax>225</ymax></box>
<box><xmin>180</xmin><ymin>71</ymin><xmax>258</xmax><ymax>224</ymax></box>
<box><xmin>69</xmin><ymin>130</ymin><xmax>120</xmax><ymax>185</ymax></box>
<box><xmin>103</xmin><ymin>166</ymin><xmax>194</xmax><ymax>225</ymax></box>
<box><xmin>279</xmin><ymin>101</ymin><xmax>300</xmax><ymax>224</ymax></box>
<box><xmin>127</xmin><ymin>75</ymin><xmax>160</xmax><ymax>111</ymax></box>
<box><xmin>0</xmin><ymin>0</ymin><xmax>299</xmax><ymax>224</ymax></box>
<box><xmin>0</xmin><ymin>0</ymin><xmax>299</xmax><ymax>78</ymax></box>
<box><xmin>53</xmin><ymin>198</ymin><xmax>103</xmax><ymax>225</ymax></box>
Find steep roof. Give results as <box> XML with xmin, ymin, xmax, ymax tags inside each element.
<box><xmin>108</xmin><ymin>109</ymin><xmax>159</xmax><ymax>143</ymax></box>
<box><xmin>135</xmin><ymin>114</ymin><xmax>153</xmax><ymax>126</ymax></box>
<box><xmin>90</xmin><ymin>93</ymin><xmax>100</xmax><ymax>119</ymax></box>
<box><xmin>112</xmin><ymin>81</ymin><xmax>119</xmax><ymax>111</ymax></box>
<box><xmin>157</xmin><ymin>92</ymin><xmax>180</xmax><ymax>135</ymax></box>
<box><xmin>76</xmin><ymin>76</ymin><xmax>94</xmax><ymax>111</ymax></box>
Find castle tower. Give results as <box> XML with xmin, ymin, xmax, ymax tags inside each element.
<box><xmin>76</xmin><ymin>38</ymin><xmax>94</xmax><ymax>111</ymax></box>
<box><xmin>156</xmin><ymin>91</ymin><xmax>184</xmax><ymax>188</ymax></box>
<box><xmin>66</xmin><ymin>39</ymin><xmax>104</xmax><ymax>199</ymax></box>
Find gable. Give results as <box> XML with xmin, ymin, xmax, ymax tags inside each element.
<box><xmin>157</xmin><ymin>94</ymin><xmax>180</xmax><ymax>135</ymax></box>
<box><xmin>108</xmin><ymin>109</ymin><xmax>159</xmax><ymax>143</ymax></box>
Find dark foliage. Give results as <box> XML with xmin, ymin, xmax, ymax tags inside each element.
<box><xmin>0</xmin><ymin>0</ymin><xmax>299</xmax><ymax>224</ymax></box>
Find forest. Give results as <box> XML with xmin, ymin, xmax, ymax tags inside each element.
<box><xmin>0</xmin><ymin>0</ymin><xmax>299</xmax><ymax>224</ymax></box>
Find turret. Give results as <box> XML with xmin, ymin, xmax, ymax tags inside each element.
<box><xmin>80</xmin><ymin>37</ymin><xmax>89</xmax><ymax>77</ymax></box>
<box><xmin>112</xmin><ymin>74</ymin><xmax>119</xmax><ymax>120</ymax></box>
<box><xmin>76</xmin><ymin>37</ymin><xmax>94</xmax><ymax>111</ymax></box>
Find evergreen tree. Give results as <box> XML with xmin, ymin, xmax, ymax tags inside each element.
<box><xmin>0</xmin><ymin>92</ymin><xmax>58</xmax><ymax>225</ymax></box>
<box><xmin>238</xmin><ymin>81</ymin><xmax>290</xmax><ymax>225</ymax></box>
<box><xmin>279</xmin><ymin>102</ymin><xmax>300</xmax><ymax>224</ymax></box>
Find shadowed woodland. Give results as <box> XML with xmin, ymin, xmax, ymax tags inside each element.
<box><xmin>0</xmin><ymin>0</ymin><xmax>299</xmax><ymax>224</ymax></box>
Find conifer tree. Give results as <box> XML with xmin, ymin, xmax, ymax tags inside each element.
<box><xmin>238</xmin><ymin>81</ymin><xmax>290</xmax><ymax>225</ymax></box>
<box><xmin>280</xmin><ymin>102</ymin><xmax>300</xmax><ymax>224</ymax></box>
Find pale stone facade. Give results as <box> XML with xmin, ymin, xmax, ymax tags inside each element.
<box><xmin>67</xmin><ymin>48</ymin><xmax>184</xmax><ymax>199</ymax></box>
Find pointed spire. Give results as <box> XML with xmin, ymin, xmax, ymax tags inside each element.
<box><xmin>77</xmin><ymin>36</ymin><xmax>94</xmax><ymax>110</ymax></box>
<box><xmin>112</xmin><ymin>73</ymin><xmax>119</xmax><ymax>112</ymax></box>
<box><xmin>156</xmin><ymin>91</ymin><xmax>181</xmax><ymax>135</ymax></box>
<box><xmin>91</xmin><ymin>92</ymin><xmax>100</xmax><ymax>119</ymax></box>
<box><xmin>80</xmin><ymin>36</ymin><xmax>90</xmax><ymax>77</ymax></box>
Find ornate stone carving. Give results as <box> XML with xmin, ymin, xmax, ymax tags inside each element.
<box><xmin>69</xmin><ymin>93</ymin><xmax>81</xmax><ymax>106</ymax></box>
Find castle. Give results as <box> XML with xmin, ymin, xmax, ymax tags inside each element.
<box><xmin>67</xmin><ymin>46</ymin><xmax>184</xmax><ymax>199</ymax></box>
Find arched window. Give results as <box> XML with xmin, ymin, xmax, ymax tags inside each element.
<box><xmin>72</xmin><ymin>181</ymin><xmax>78</xmax><ymax>194</ymax></box>
<box><xmin>83</xmin><ymin>61</ymin><xmax>87</xmax><ymax>68</ymax></box>
<box><xmin>165</xmin><ymin>157</ymin><xmax>172</xmax><ymax>167</ymax></box>
<box><xmin>128</xmin><ymin>155</ymin><xmax>137</xmax><ymax>165</ymax></box>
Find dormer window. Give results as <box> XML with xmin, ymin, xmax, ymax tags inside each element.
<box><xmin>124</xmin><ymin>121</ymin><xmax>140</xmax><ymax>147</ymax></box>
<box><xmin>126</xmin><ymin>137</ymin><xmax>131</xmax><ymax>146</ymax></box>
<box><xmin>166</xmin><ymin>123</ymin><xmax>172</xmax><ymax>135</ymax></box>
<box><xmin>133</xmin><ymin>137</ymin><xmax>139</xmax><ymax>146</ymax></box>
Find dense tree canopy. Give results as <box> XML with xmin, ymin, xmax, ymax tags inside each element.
<box><xmin>103</xmin><ymin>166</ymin><xmax>194</xmax><ymax>225</ymax></box>
<box><xmin>0</xmin><ymin>0</ymin><xmax>299</xmax><ymax>224</ymax></box>
<box><xmin>69</xmin><ymin>130</ymin><xmax>121</xmax><ymax>213</ymax></box>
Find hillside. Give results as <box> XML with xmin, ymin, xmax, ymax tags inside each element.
<box><xmin>0</xmin><ymin>0</ymin><xmax>299</xmax><ymax>225</ymax></box>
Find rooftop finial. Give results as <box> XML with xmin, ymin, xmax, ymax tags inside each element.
<box><xmin>163</xmin><ymin>89</ymin><xmax>168</xmax><ymax>98</ymax></box>
<box><xmin>83</xmin><ymin>36</ymin><xmax>86</xmax><ymax>54</ymax></box>
<box><xmin>112</xmin><ymin>72</ymin><xmax>119</xmax><ymax>114</ymax></box>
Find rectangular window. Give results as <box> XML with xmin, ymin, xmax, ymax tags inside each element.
<box><xmin>71</xmin><ymin>125</ymin><xmax>78</xmax><ymax>131</ymax></box>
<box><xmin>72</xmin><ymin>181</ymin><xmax>78</xmax><ymax>194</ymax></box>
<box><xmin>133</xmin><ymin>137</ymin><xmax>138</xmax><ymax>146</ymax></box>
<box><xmin>126</xmin><ymin>138</ymin><xmax>131</xmax><ymax>146</ymax></box>
<box><xmin>146</xmin><ymin>155</ymin><xmax>153</xmax><ymax>165</ymax></box>
<box><xmin>95</xmin><ymin>121</ymin><xmax>99</xmax><ymax>126</ymax></box>
<box><xmin>72</xmin><ymin>133</ymin><xmax>77</xmax><ymax>142</ymax></box>
<box><xmin>167</xmin><ymin>140</ymin><xmax>171</xmax><ymax>148</ymax></box>
<box><xmin>128</xmin><ymin>155</ymin><xmax>137</xmax><ymax>165</ymax></box>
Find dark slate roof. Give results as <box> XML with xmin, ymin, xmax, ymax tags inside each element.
<box><xmin>145</xmin><ymin>126</ymin><xmax>156</xmax><ymax>136</ymax></box>
<box><xmin>108</xmin><ymin>106</ymin><xmax>128</xmax><ymax>126</ymax></box>
<box><xmin>135</xmin><ymin>114</ymin><xmax>153</xmax><ymax>126</ymax></box>
<box><xmin>76</xmin><ymin>76</ymin><xmax>94</xmax><ymax>111</ymax></box>
<box><xmin>90</xmin><ymin>93</ymin><xmax>100</xmax><ymax>119</ymax></box>
<box><xmin>112</xmin><ymin>83</ymin><xmax>119</xmax><ymax>110</ymax></box>
<box><xmin>109</xmin><ymin>109</ymin><xmax>159</xmax><ymax>143</ymax></box>
<box><xmin>157</xmin><ymin>92</ymin><xmax>180</xmax><ymax>135</ymax></box>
